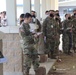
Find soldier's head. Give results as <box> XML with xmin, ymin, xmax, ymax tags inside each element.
<box><xmin>55</xmin><ymin>13</ymin><xmax>60</xmax><ymax>18</ymax></box>
<box><xmin>20</xmin><ymin>14</ymin><xmax>24</xmax><ymax>20</ymax></box>
<box><xmin>2</xmin><ymin>11</ymin><xmax>6</xmax><ymax>16</ymax></box>
<box><xmin>2</xmin><ymin>11</ymin><xmax>6</xmax><ymax>18</ymax></box>
<box><xmin>20</xmin><ymin>13</ymin><xmax>25</xmax><ymax>24</ymax></box>
<box><xmin>45</xmin><ymin>10</ymin><xmax>49</xmax><ymax>15</ymax></box>
<box><xmin>24</xmin><ymin>13</ymin><xmax>32</xmax><ymax>23</ymax></box>
<box><xmin>55</xmin><ymin>10</ymin><xmax>59</xmax><ymax>14</ymax></box>
<box><xmin>74</xmin><ymin>13</ymin><xmax>76</xmax><ymax>18</ymax></box>
<box><xmin>65</xmin><ymin>14</ymin><xmax>71</xmax><ymax>20</ymax></box>
<box><xmin>49</xmin><ymin>10</ymin><xmax>55</xmax><ymax>14</ymax></box>
<box><xmin>73</xmin><ymin>9</ymin><xmax>76</xmax><ymax>14</ymax></box>
<box><xmin>31</xmin><ymin>11</ymin><xmax>36</xmax><ymax>18</ymax></box>
<box><xmin>49</xmin><ymin>10</ymin><xmax>55</xmax><ymax>18</ymax></box>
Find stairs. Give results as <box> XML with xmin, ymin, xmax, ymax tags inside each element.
<box><xmin>29</xmin><ymin>58</ymin><xmax>56</xmax><ymax>75</ymax></box>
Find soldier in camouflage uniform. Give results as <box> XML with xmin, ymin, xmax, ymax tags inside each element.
<box><xmin>72</xmin><ymin>13</ymin><xmax>76</xmax><ymax>52</ymax></box>
<box><xmin>19</xmin><ymin>13</ymin><xmax>25</xmax><ymax>25</ymax></box>
<box><xmin>54</xmin><ymin>13</ymin><xmax>62</xmax><ymax>50</ymax></box>
<box><xmin>62</xmin><ymin>14</ymin><xmax>73</xmax><ymax>54</ymax></box>
<box><xmin>31</xmin><ymin>11</ymin><xmax>42</xmax><ymax>54</ymax></box>
<box><xmin>31</xmin><ymin>11</ymin><xmax>41</xmax><ymax>32</ymax></box>
<box><xmin>19</xmin><ymin>13</ymin><xmax>39</xmax><ymax>75</ymax></box>
<box><xmin>43</xmin><ymin>13</ymin><xmax>59</xmax><ymax>59</ymax></box>
<box><xmin>71</xmin><ymin>9</ymin><xmax>76</xmax><ymax>19</ymax></box>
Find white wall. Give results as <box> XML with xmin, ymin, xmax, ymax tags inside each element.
<box><xmin>0</xmin><ymin>0</ymin><xmax>6</xmax><ymax>12</ymax></box>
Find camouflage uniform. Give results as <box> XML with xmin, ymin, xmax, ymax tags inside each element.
<box><xmin>71</xmin><ymin>15</ymin><xmax>75</xmax><ymax>20</ymax></box>
<box><xmin>43</xmin><ymin>16</ymin><xmax>59</xmax><ymax>58</ymax></box>
<box><xmin>62</xmin><ymin>19</ymin><xmax>73</xmax><ymax>54</ymax></box>
<box><xmin>72</xmin><ymin>18</ymin><xmax>76</xmax><ymax>52</ymax></box>
<box><xmin>31</xmin><ymin>17</ymin><xmax>42</xmax><ymax>54</ymax></box>
<box><xmin>19</xmin><ymin>22</ymin><xmax>39</xmax><ymax>75</ymax></box>
<box><xmin>55</xmin><ymin>17</ymin><xmax>62</xmax><ymax>51</ymax></box>
<box><xmin>31</xmin><ymin>18</ymin><xmax>41</xmax><ymax>32</ymax></box>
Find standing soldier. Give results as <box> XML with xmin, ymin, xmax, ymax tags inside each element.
<box><xmin>54</xmin><ymin>13</ymin><xmax>62</xmax><ymax>58</ymax></box>
<box><xmin>72</xmin><ymin>13</ymin><xmax>76</xmax><ymax>52</ymax></box>
<box><xmin>62</xmin><ymin>14</ymin><xmax>73</xmax><ymax>54</ymax></box>
<box><xmin>19</xmin><ymin>13</ymin><xmax>25</xmax><ymax>25</ymax></box>
<box><xmin>31</xmin><ymin>11</ymin><xmax>41</xmax><ymax>32</ymax></box>
<box><xmin>43</xmin><ymin>12</ymin><xmax>59</xmax><ymax>59</ymax></box>
<box><xmin>19</xmin><ymin>13</ymin><xmax>39</xmax><ymax>75</ymax></box>
<box><xmin>30</xmin><ymin>11</ymin><xmax>42</xmax><ymax>54</ymax></box>
<box><xmin>72</xmin><ymin>9</ymin><xmax>76</xmax><ymax>19</ymax></box>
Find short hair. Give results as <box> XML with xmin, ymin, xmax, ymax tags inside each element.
<box><xmin>55</xmin><ymin>10</ymin><xmax>59</xmax><ymax>12</ymax></box>
<box><xmin>55</xmin><ymin>13</ymin><xmax>60</xmax><ymax>17</ymax></box>
<box><xmin>20</xmin><ymin>14</ymin><xmax>25</xmax><ymax>18</ymax></box>
<box><xmin>31</xmin><ymin>10</ymin><xmax>36</xmax><ymax>13</ymax></box>
<box><xmin>45</xmin><ymin>10</ymin><xmax>49</xmax><ymax>13</ymax></box>
<box><xmin>49</xmin><ymin>10</ymin><xmax>55</xmax><ymax>12</ymax></box>
<box><xmin>24</xmin><ymin>13</ymin><xmax>32</xmax><ymax>18</ymax></box>
<box><xmin>2</xmin><ymin>11</ymin><xmax>6</xmax><ymax>15</ymax></box>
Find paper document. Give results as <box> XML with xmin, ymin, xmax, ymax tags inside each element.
<box><xmin>36</xmin><ymin>32</ymin><xmax>43</xmax><ymax>35</ymax></box>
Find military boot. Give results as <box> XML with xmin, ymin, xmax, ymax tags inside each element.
<box><xmin>51</xmin><ymin>51</ymin><xmax>56</xmax><ymax>59</ymax></box>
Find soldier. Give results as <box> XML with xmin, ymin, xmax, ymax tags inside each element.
<box><xmin>49</xmin><ymin>10</ymin><xmax>55</xmax><ymax>16</ymax></box>
<box><xmin>43</xmin><ymin>12</ymin><xmax>59</xmax><ymax>59</ymax></box>
<box><xmin>19</xmin><ymin>13</ymin><xmax>25</xmax><ymax>25</ymax></box>
<box><xmin>55</xmin><ymin>10</ymin><xmax>59</xmax><ymax>14</ymax></box>
<box><xmin>72</xmin><ymin>9</ymin><xmax>76</xmax><ymax>19</ymax></box>
<box><xmin>19</xmin><ymin>13</ymin><xmax>39</xmax><ymax>75</ymax></box>
<box><xmin>54</xmin><ymin>13</ymin><xmax>62</xmax><ymax>58</ymax></box>
<box><xmin>31</xmin><ymin>11</ymin><xmax>41</xmax><ymax>32</ymax></box>
<box><xmin>45</xmin><ymin>10</ymin><xmax>49</xmax><ymax>18</ymax></box>
<box><xmin>72</xmin><ymin>13</ymin><xmax>76</xmax><ymax>52</ymax></box>
<box><xmin>54</xmin><ymin>13</ymin><xmax>62</xmax><ymax>34</ymax></box>
<box><xmin>62</xmin><ymin>14</ymin><xmax>73</xmax><ymax>55</ymax></box>
<box><xmin>45</xmin><ymin>10</ymin><xmax>49</xmax><ymax>15</ymax></box>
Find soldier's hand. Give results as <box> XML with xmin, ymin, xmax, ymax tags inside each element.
<box><xmin>34</xmin><ymin>34</ymin><xmax>38</xmax><ymax>38</ymax></box>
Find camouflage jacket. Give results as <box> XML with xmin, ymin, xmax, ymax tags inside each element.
<box><xmin>43</xmin><ymin>17</ymin><xmax>59</xmax><ymax>38</ymax></box>
<box><xmin>72</xmin><ymin>18</ymin><xmax>76</xmax><ymax>34</ymax></box>
<box><xmin>19</xmin><ymin>22</ymin><xmax>35</xmax><ymax>50</ymax></box>
<box><xmin>31</xmin><ymin>18</ymin><xmax>41</xmax><ymax>32</ymax></box>
<box><xmin>62</xmin><ymin>19</ymin><xmax>73</xmax><ymax>34</ymax></box>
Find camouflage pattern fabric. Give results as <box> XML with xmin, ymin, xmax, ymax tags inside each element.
<box><xmin>43</xmin><ymin>16</ymin><xmax>60</xmax><ymax>57</ymax></box>
<box><xmin>19</xmin><ymin>22</ymin><xmax>39</xmax><ymax>74</ymax></box>
<box><xmin>31</xmin><ymin>18</ymin><xmax>41</xmax><ymax>32</ymax></box>
<box><xmin>62</xmin><ymin>19</ymin><xmax>73</xmax><ymax>53</ymax></box>
<box><xmin>72</xmin><ymin>18</ymin><xmax>76</xmax><ymax>51</ymax></box>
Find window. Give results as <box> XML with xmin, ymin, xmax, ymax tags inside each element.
<box><xmin>31</xmin><ymin>0</ymin><xmax>34</xmax><ymax>11</ymax></box>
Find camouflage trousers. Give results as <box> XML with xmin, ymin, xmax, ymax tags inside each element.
<box><xmin>23</xmin><ymin>54</ymin><xmax>39</xmax><ymax>74</ymax></box>
<box><xmin>63</xmin><ymin>33</ymin><xmax>72</xmax><ymax>53</ymax></box>
<box><xmin>73</xmin><ymin>34</ymin><xmax>76</xmax><ymax>49</ymax></box>
<box><xmin>46</xmin><ymin>37</ymin><xmax>59</xmax><ymax>57</ymax></box>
